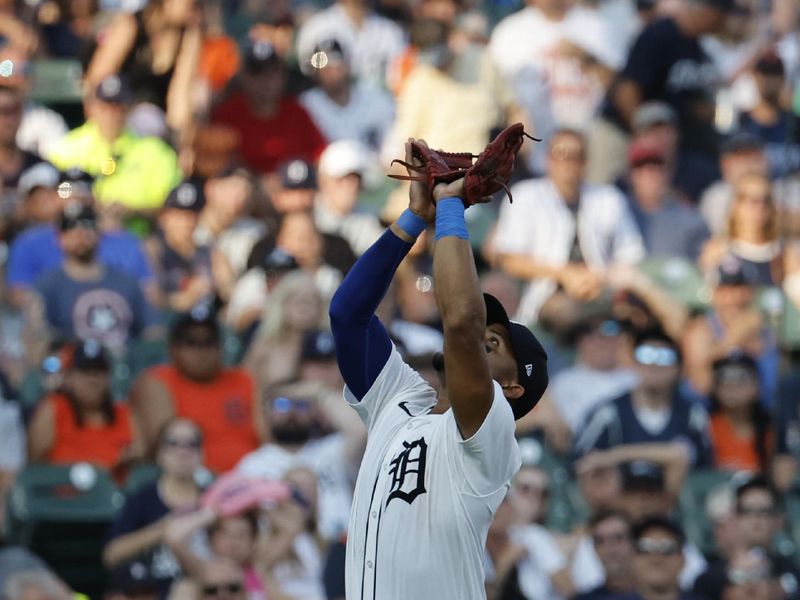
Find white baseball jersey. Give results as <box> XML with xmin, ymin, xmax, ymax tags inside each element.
<box><xmin>344</xmin><ymin>347</ymin><xmax>521</xmax><ymax>600</ymax></box>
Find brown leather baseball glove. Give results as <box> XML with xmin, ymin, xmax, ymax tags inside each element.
<box><xmin>389</xmin><ymin>123</ymin><xmax>539</xmax><ymax>205</ymax></box>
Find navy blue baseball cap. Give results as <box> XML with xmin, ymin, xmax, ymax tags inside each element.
<box><xmin>483</xmin><ymin>293</ymin><xmax>548</xmax><ymax>420</ymax></box>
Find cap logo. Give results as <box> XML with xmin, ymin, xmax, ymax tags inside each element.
<box><xmin>287</xmin><ymin>160</ymin><xmax>309</xmax><ymax>183</ymax></box>
<box><xmin>176</xmin><ymin>184</ymin><xmax>196</xmax><ymax>206</ymax></box>
<box><xmin>525</xmin><ymin>364</ymin><xmax>533</xmax><ymax>377</ymax></box>
<box><xmin>102</xmin><ymin>76</ymin><xmax>121</xmax><ymax>96</ymax></box>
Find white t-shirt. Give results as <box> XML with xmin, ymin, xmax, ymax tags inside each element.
<box><xmin>0</xmin><ymin>396</ymin><xmax>24</xmax><ymax>471</ymax></box>
<box><xmin>494</xmin><ymin>178</ymin><xmax>645</xmax><ymax>324</ymax></box>
<box><xmin>489</xmin><ymin>6</ymin><xmax>615</xmax><ymax>129</ymax></box>
<box><xmin>345</xmin><ymin>347</ymin><xmax>521</xmax><ymax>600</ymax></box>
<box><xmin>550</xmin><ymin>364</ymin><xmax>639</xmax><ymax>433</ymax></box>
<box><xmin>296</xmin><ymin>5</ymin><xmax>405</xmax><ymax>88</ymax></box>
<box><xmin>271</xmin><ymin>532</ymin><xmax>326</xmax><ymax>600</ymax></box>
<box><xmin>300</xmin><ymin>85</ymin><xmax>394</xmax><ymax>151</ymax></box>
<box><xmin>236</xmin><ymin>435</ymin><xmax>353</xmax><ymax>541</ymax></box>
<box><xmin>510</xmin><ymin>524</ymin><xmax>567</xmax><ymax>600</ymax></box>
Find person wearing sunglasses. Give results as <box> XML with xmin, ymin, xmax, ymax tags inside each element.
<box><xmin>104</xmin><ymin>418</ymin><xmax>206</xmax><ymax>597</ymax></box>
<box><xmin>630</xmin><ymin>516</ymin><xmax>702</xmax><ymax>600</ymax></box>
<box><xmin>198</xmin><ymin>559</ymin><xmax>246</xmax><ymax>600</ymax></box>
<box><xmin>131</xmin><ymin>309</ymin><xmax>261</xmax><ymax>474</ymax></box>
<box><xmin>574</xmin><ymin>328</ymin><xmax>713</xmax><ymax>501</ymax></box>
<box><xmin>694</xmin><ymin>476</ymin><xmax>800</xmax><ymax>600</ymax></box>
<box><xmin>236</xmin><ymin>382</ymin><xmax>364</xmax><ymax>546</ymax></box>
<box><xmin>720</xmin><ymin>549</ymin><xmax>771</xmax><ymax>600</ymax></box>
<box><xmin>573</xmin><ymin>510</ymin><xmax>635</xmax><ymax>600</ymax></box>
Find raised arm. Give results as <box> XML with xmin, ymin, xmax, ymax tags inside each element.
<box><xmin>431</xmin><ymin>179</ymin><xmax>494</xmax><ymax>439</ymax></box>
<box><xmin>328</xmin><ymin>142</ymin><xmax>433</xmax><ymax>400</ymax></box>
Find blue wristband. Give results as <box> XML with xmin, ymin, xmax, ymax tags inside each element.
<box><xmin>434</xmin><ymin>197</ymin><xmax>469</xmax><ymax>241</ymax></box>
<box><xmin>396</xmin><ymin>209</ymin><xmax>427</xmax><ymax>239</ymax></box>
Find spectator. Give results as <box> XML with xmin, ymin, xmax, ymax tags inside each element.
<box><xmin>265</xmin><ymin>159</ymin><xmax>317</xmax><ymax>219</ymax></box>
<box><xmin>299</xmin><ymin>39</ymin><xmax>394</xmax><ymax>151</ymax></box>
<box><xmin>131</xmin><ymin>310</ymin><xmax>261</xmax><ymax>473</ymax></box>
<box><xmin>384</xmin><ymin>17</ymin><xmax>510</xmax><ymax>160</ymax></box>
<box><xmin>573</xmin><ymin>511</ymin><xmax>635</xmax><ymax>600</ymax></box>
<box><xmin>244</xmin><ymin>271</ymin><xmax>328</xmax><ymax>392</ymax></box>
<box><xmin>26</xmin><ymin>340</ymin><xmax>139</xmax><ymax>471</ymax></box>
<box><xmin>595</xmin><ymin>0</ymin><xmax>733</xmax><ymax>182</ymax></box>
<box><xmin>682</xmin><ymin>257</ymin><xmax>779</xmax><ymax>405</ymax></box>
<box><xmin>493</xmin><ymin>128</ymin><xmax>645</xmax><ymax>328</ymax></box>
<box><xmin>103</xmin><ymin>418</ymin><xmax>205</xmax><ymax>596</ymax></box>
<box><xmin>146</xmin><ymin>181</ymin><xmax>235</xmax><ymax>313</ymax></box>
<box><xmin>5</xmin><ymin>168</ymin><xmax>155</xmax><ymax>309</ymax></box>
<box><xmin>485</xmin><ymin>495</ymin><xmax>574</xmax><ymax>600</ymax></box>
<box><xmin>699</xmin><ymin>174</ymin><xmax>800</xmax><ymax>298</ymax></box>
<box><xmin>46</xmin><ymin>75</ymin><xmax>181</xmax><ymax>212</ymax></box>
<box><xmin>211</xmin><ymin>42</ymin><xmax>326</xmax><ymax>175</ymax></box>
<box><xmin>84</xmin><ymin>0</ymin><xmax>202</xmax><ymax>131</ymax></box>
<box><xmin>574</xmin><ymin>328</ymin><xmax>713</xmax><ymax>495</ymax></box>
<box><xmin>314</xmin><ymin>140</ymin><xmax>384</xmax><ymax>256</ymax></box>
<box><xmin>236</xmin><ymin>381</ymin><xmax>365</xmax><ymax>542</ymax></box>
<box><xmin>194</xmin><ymin>167</ymin><xmax>264</xmax><ymax>277</ymax></box>
<box><xmin>295</xmin><ymin>0</ymin><xmax>405</xmax><ymax>89</ymax></box>
<box><xmin>275</xmin><ymin>210</ymin><xmax>352</xmax><ymax>298</ymax></box>
<box><xmin>225</xmin><ymin>246</ymin><xmax>300</xmax><ymax>337</ymax></box>
<box><xmin>489</xmin><ymin>0</ymin><xmax>621</xmax><ymax>150</ymax></box>
<box><xmin>718</xmin><ymin>549</ymin><xmax>772</xmax><ymax>600</ymax></box>
<box><xmin>0</xmin><ymin>77</ymin><xmax>45</xmax><ymax>205</ymax></box>
<box><xmin>506</xmin><ymin>464</ymin><xmax>550</xmax><ymax>527</ymax></box>
<box><xmin>9</xmin><ymin>162</ymin><xmax>60</xmax><ymax>239</ymax></box>
<box><xmin>192</xmin><ymin>559</ymin><xmax>248</xmax><ymax>600</ymax></box>
<box><xmin>630</xmin><ymin>516</ymin><xmax>704</xmax><ymax>600</ymax></box>
<box><xmin>28</xmin><ymin>202</ymin><xmax>159</xmax><ymax>356</ymax></box>
<box><xmin>737</xmin><ymin>50</ymin><xmax>800</xmax><ymax>179</ymax></box>
<box><xmin>699</xmin><ymin>134</ymin><xmax>768</xmax><ymax>238</ymax></box>
<box><xmin>624</xmin><ymin>140</ymin><xmax>710</xmax><ymax>261</ymax></box>
<box><xmin>549</xmin><ymin>314</ymin><xmax>637</xmax><ymax>434</ymax></box>
<box><xmin>298</xmin><ymin>329</ymin><xmax>344</xmax><ymax>392</ymax></box>
<box><xmin>4</xmin><ymin>570</ymin><xmax>70</xmax><ymax>600</ymax></box>
<box><xmin>0</xmin><ymin>369</ymin><xmax>23</xmax><ymax>536</ymax></box>
<box><xmin>707</xmin><ymin>354</ymin><xmax>773</xmax><ymax>473</ymax></box>
<box><xmin>694</xmin><ymin>477</ymin><xmax>800</xmax><ymax>600</ymax></box>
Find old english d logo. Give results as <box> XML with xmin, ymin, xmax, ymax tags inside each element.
<box><xmin>386</xmin><ymin>437</ymin><xmax>427</xmax><ymax>506</ymax></box>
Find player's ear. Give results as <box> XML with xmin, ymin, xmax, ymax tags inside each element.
<box><xmin>502</xmin><ymin>383</ymin><xmax>524</xmax><ymax>400</ymax></box>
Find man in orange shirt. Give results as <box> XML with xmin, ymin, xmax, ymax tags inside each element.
<box><xmin>131</xmin><ymin>310</ymin><xmax>262</xmax><ymax>473</ymax></box>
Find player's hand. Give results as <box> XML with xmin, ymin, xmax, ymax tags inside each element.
<box><xmin>432</xmin><ymin>178</ymin><xmax>467</xmax><ymax>204</ymax></box>
<box><xmin>405</xmin><ymin>139</ymin><xmax>436</xmax><ymax>223</ymax></box>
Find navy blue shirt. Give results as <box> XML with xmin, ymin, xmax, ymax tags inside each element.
<box><xmin>573</xmin><ymin>392</ymin><xmax>713</xmax><ymax>467</ymax></box>
<box><xmin>7</xmin><ymin>225</ymin><xmax>153</xmax><ymax>289</ymax></box>
<box><xmin>35</xmin><ymin>266</ymin><xmax>158</xmax><ymax>352</ymax></box>
<box><xmin>602</xmin><ymin>18</ymin><xmax>719</xmax><ymax>156</ymax></box>
<box><xmin>626</xmin><ymin>195</ymin><xmax>709</xmax><ymax>261</ymax></box>
<box><xmin>738</xmin><ymin>111</ymin><xmax>800</xmax><ymax>179</ymax></box>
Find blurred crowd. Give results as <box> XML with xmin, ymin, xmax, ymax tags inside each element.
<box><xmin>1</xmin><ymin>0</ymin><xmax>800</xmax><ymax>599</ymax></box>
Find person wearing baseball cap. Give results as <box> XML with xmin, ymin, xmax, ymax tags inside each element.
<box><xmin>155</xmin><ymin>180</ymin><xmax>234</xmax><ymax>314</ymax></box>
<box><xmin>738</xmin><ymin>49</ymin><xmax>800</xmax><ymax>178</ymax></box>
<box><xmin>15</xmin><ymin>162</ymin><xmax>61</xmax><ymax>230</ymax></box>
<box><xmin>595</xmin><ymin>0</ymin><xmax>733</xmax><ymax>182</ymax></box>
<box><xmin>315</xmin><ymin>140</ymin><xmax>384</xmax><ymax>254</ymax></box>
<box><xmin>211</xmin><ymin>40</ymin><xmax>326</xmax><ymax>174</ymax></box>
<box><xmin>328</xmin><ymin>138</ymin><xmax>548</xmax><ymax>600</ymax></box>
<box><xmin>625</xmin><ymin>139</ymin><xmax>709</xmax><ymax>260</ymax></box>
<box><xmin>299</xmin><ymin>38</ymin><xmax>394</xmax><ymax>152</ymax></box>
<box><xmin>47</xmin><ymin>73</ymin><xmax>181</xmax><ymax>211</ymax></box>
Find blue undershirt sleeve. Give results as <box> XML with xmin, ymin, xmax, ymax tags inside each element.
<box><xmin>329</xmin><ymin>228</ymin><xmax>414</xmax><ymax>401</ymax></box>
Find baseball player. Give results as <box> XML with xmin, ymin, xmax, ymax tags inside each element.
<box><xmin>329</xmin><ymin>139</ymin><xmax>549</xmax><ymax>599</ymax></box>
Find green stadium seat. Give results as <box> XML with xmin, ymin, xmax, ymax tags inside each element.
<box><xmin>29</xmin><ymin>59</ymin><xmax>83</xmax><ymax>104</ymax></box>
<box><xmin>5</xmin><ymin>464</ymin><xmax>124</xmax><ymax>597</ymax></box>
<box><xmin>123</xmin><ymin>463</ymin><xmax>161</xmax><ymax>495</ymax></box>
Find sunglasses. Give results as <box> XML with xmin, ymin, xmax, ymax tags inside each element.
<box><xmin>549</xmin><ymin>146</ymin><xmax>586</xmax><ymax>162</ymax></box>
<box><xmin>737</xmin><ymin>505</ymin><xmax>774</xmax><ymax>518</ymax></box>
<box><xmin>635</xmin><ymin>537</ymin><xmax>679</xmax><ymax>556</ymax></box>
<box><xmin>634</xmin><ymin>345</ymin><xmax>678</xmax><ymax>367</ymax></box>
<box><xmin>202</xmin><ymin>582</ymin><xmax>243</xmax><ymax>596</ymax></box>
<box><xmin>163</xmin><ymin>437</ymin><xmax>202</xmax><ymax>450</ymax></box>
<box><xmin>715</xmin><ymin>366</ymin><xmax>757</xmax><ymax>384</ymax></box>
<box><xmin>595</xmin><ymin>320</ymin><xmax>622</xmax><ymax>337</ymax></box>
<box><xmin>272</xmin><ymin>396</ymin><xmax>312</xmax><ymax>414</ymax></box>
<box><xmin>727</xmin><ymin>567</ymin><xmax>769</xmax><ymax>585</ymax></box>
<box><xmin>514</xmin><ymin>482</ymin><xmax>548</xmax><ymax>497</ymax></box>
